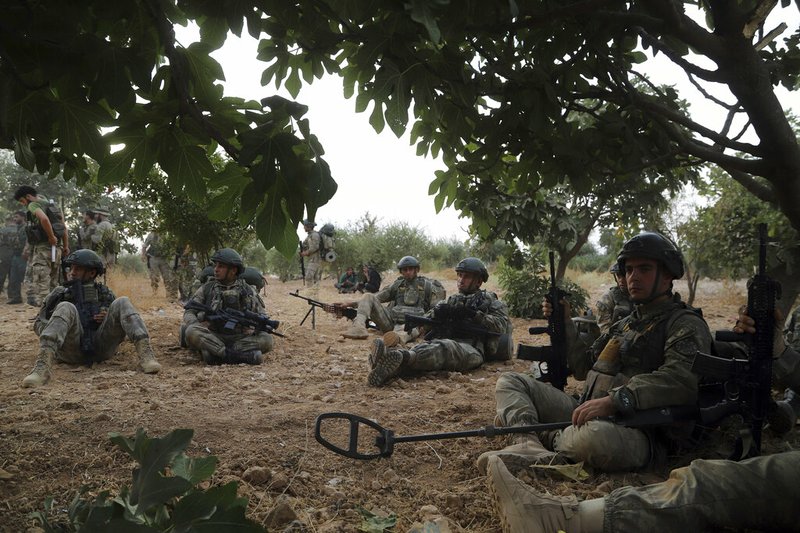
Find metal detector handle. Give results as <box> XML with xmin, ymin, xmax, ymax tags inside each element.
<box><xmin>314</xmin><ymin>412</ymin><xmax>394</xmax><ymax>460</ymax></box>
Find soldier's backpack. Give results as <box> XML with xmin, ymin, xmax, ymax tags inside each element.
<box><xmin>319</xmin><ymin>223</ymin><xmax>336</xmax><ymax>262</ymax></box>
<box><xmin>25</xmin><ymin>198</ymin><xmax>66</xmax><ymax>244</ymax></box>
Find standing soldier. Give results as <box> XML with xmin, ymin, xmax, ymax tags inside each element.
<box><xmin>142</xmin><ymin>230</ymin><xmax>178</xmax><ymax>300</ymax></box>
<box><xmin>367</xmin><ymin>257</ymin><xmax>510</xmax><ymax>386</ymax></box>
<box><xmin>182</xmin><ymin>248</ymin><xmax>274</xmax><ymax>365</ymax></box>
<box><xmin>21</xmin><ymin>249</ymin><xmax>161</xmax><ymax>387</ymax></box>
<box><xmin>6</xmin><ymin>211</ymin><xmax>27</xmax><ymax>304</ymax></box>
<box><xmin>299</xmin><ymin>219</ymin><xmax>321</xmax><ymax>286</ymax></box>
<box><xmin>175</xmin><ymin>244</ymin><xmax>199</xmax><ymax>303</ymax></box>
<box><xmin>91</xmin><ymin>207</ymin><xmax>116</xmax><ymax>271</ymax></box>
<box><xmin>13</xmin><ymin>186</ymin><xmax>69</xmax><ymax>306</ymax></box>
<box><xmin>595</xmin><ymin>262</ymin><xmax>632</xmax><ymax>335</ymax></box>
<box><xmin>77</xmin><ymin>209</ymin><xmax>97</xmax><ymax>250</ymax></box>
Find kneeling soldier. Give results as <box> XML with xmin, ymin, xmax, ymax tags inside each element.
<box><xmin>183</xmin><ymin>248</ymin><xmax>273</xmax><ymax>365</ymax></box>
<box><xmin>22</xmin><ymin>250</ymin><xmax>161</xmax><ymax>387</ymax></box>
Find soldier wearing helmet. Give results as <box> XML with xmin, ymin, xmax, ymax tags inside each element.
<box><xmin>367</xmin><ymin>257</ymin><xmax>510</xmax><ymax>387</ymax></box>
<box><xmin>21</xmin><ymin>249</ymin><xmax>161</xmax><ymax>388</ymax></box>
<box><xmin>299</xmin><ymin>219</ymin><xmax>322</xmax><ymax>286</ymax></box>
<box><xmin>182</xmin><ymin>248</ymin><xmax>274</xmax><ymax>365</ymax></box>
<box><xmin>141</xmin><ymin>229</ymin><xmax>179</xmax><ymax>301</ymax></box>
<box><xmin>595</xmin><ymin>261</ymin><xmax>632</xmax><ymax>335</ymax></box>
<box><xmin>478</xmin><ymin>232</ymin><xmax>712</xmax><ymax>476</ymax></box>
<box><xmin>338</xmin><ymin>255</ymin><xmax>445</xmax><ymax>344</ymax></box>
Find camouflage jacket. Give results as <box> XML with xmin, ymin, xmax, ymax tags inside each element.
<box><xmin>183</xmin><ymin>278</ymin><xmax>265</xmax><ymax>334</ymax></box>
<box><xmin>431</xmin><ymin>289</ymin><xmax>510</xmax><ymax>357</ymax></box>
<box><xmin>595</xmin><ymin>286</ymin><xmax>632</xmax><ymax>335</ymax></box>
<box><xmin>376</xmin><ymin>275</ymin><xmax>446</xmax><ymax>323</ymax></box>
<box><xmin>34</xmin><ymin>282</ymin><xmax>116</xmax><ymax>336</ymax></box>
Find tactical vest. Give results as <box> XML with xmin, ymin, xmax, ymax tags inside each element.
<box><xmin>25</xmin><ymin>198</ymin><xmax>65</xmax><ymax>244</ymax></box>
<box><xmin>581</xmin><ymin>298</ymin><xmax>704</xmax><ymax>402</ymax></box>
<box><xmin>389</xmin><ymin>276</ymin><xmax>445</xmax><ymax>323</ymax></box>
<box><xmin>201</xmin><ymin>279</ymin><xmax>259</xmax><ymax>333</ymax></box>
<box><xmin>450</xmin><ymin>289</ymin><xmax>512</xmax><ymax>360</ymax></box>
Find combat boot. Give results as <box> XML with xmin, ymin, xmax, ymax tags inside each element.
<box><xmin>367</xmin><ymin>339</ymin><xmax>407</xmax><ymax>387</ymax></box>
<box><xmin>22</xmin><ymin>347</ymin><xmax>56</xmax><ymax>387</ymax></box>
<box><xmin>342</xmin><ymin>316</ymin><xmax>369</xmax><ymax>339</ymax></box>
<box><xmin>768</xmin><ymin>388</ymin><xmax>800</xmax><ymax>435</ymax></box>
<box><xmin>134</xmin><ymin>339</ymin><xmax>162</xmax><ymax>374</ymax></box>
<box><xmin>486</xmin><ymin>456</ymin><xmax>587</xmax><ymax>533</ymax></box>
<box><xmin>224</xmin><ymin>348</ymin><xmax>264</xmax><ymax>365</ymax></box>
<box><xmin>476</xmin><ymin>434</ymin><xmax>560</xmax><ymax>475</ymax></box>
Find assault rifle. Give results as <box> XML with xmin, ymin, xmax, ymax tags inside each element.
<box><xmin>64</xmin><ymin>279</ymin><xmax>102</xmax><ymax>358</ymax></box>
<box><xmin>289</xmin><ymin>290</ymin><xmax>357</xmax><ymax>329</ymax></box>
<box><xmin>298</xmin><ymin>240</ymin><xmax>306</xmax><ymax>285</ymax></box>
<box><xmin>403</xmin><ymin>313</ymin><xmax>501</xmax><ymax>341</ymax></box>
<box><xmin>183</xmin><ymin>300</ymin><xmax>285</xmax><ymax>338</ymax></box>
<box><xmin>692</xmin><ymin>223</ymin><xmax>780</xmax><ymax>458</ymax></box>
<box><xmin>517</xmin><ymin>252</ymin><xmax>570</xmax><ymax>390</ymax></box>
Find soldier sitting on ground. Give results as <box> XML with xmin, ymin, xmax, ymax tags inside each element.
<box><xmin>367</xmin><ymin>257</ymin><xmax>510</xmax><ymax>387</ymax></box>
<box><xmin>335</xmin><ymin>266</ymin><xmax>359</xmax><ymax>293</ymax></box>
<box><xmin>21</xmin><ymin>250</ymin><xmax>161</xmax><ymax>387</ymax></box>
<box><xmin>338</xmin><ymin>256</ymin><xmax>445</xmax><ymax>347</ymax></box>
<box><xmin>595</xmin><ymin>262</ymin><xmax>632</xmax><ymax>335</ymax></box>
<box><xmin>182</xmin><ymin>248</ymin><xmax>273</xmax><ymax>365</ymax></box>
<box><xmin>476</xmin><ymin>232</ymin><xmax>712</xmax><ymax>474</ymax></box>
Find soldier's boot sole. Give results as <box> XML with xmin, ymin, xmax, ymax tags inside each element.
<box><xmin>342</xmin><ymin>326</ymin><xmax>369</xmax><ymax>340</ymax></box>
<box><xmin>486</xmin><ymin>456</ymin><xmax>579</xmax><ymax>533</ymax></box>
<box><xmin>368</xmin><ymin>340</ymin><xmax>403</xmax><ymax>387</ymax></box>
<box><xmin>476</xmin><ymin>441</ymin><xmax>561</xmax><ymax>475</ymax></box>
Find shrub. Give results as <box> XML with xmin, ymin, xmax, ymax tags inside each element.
<box><xmin>31</xmin><ymin>428</ymin><xmax>263</xmax><ymax>532</ymax></box>
<box><xmin>497</xmin><ymin>256</ymin><xmax>589</xmax><ymax>318</ymax></box>
<box><xmin>115</xmin><ymin>253</ymin><xmax>147</xmax><ymax>275</ymax></box>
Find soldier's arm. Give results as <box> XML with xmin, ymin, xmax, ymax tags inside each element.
<box><xmin>59</xmin><ymin>212</ymin><xmax>69</xmax><ymax>253</ymax></box>
<box><xmin>595</xmin><ymin>292</ymin><xmax>614</xmax><ymax>336</ymax></box>
<box><xmin>474</xmin><ymin>296</ymin><xmax>509</xmax><ymax>334</ymax></box>
<box><xmin>617</xmin><ymin>314</ymin><xmax>709</xmax><ymax>411</ymax></box>
<box><xmin>182</xmin><ymin>285</ymin><xmax>207</xmax><ymax>325</ymax></box>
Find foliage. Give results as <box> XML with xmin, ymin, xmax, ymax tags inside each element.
<box><xmin>1</xmin><ymin>1</ymin><xmax>335</xmax><ymax>255</ymax></box>
<box><xmin>496</xmin><ymin>253</ymin><xmax>589</xmax><ymax>319</ymax></box>
<box><xmin>30</xmin><ymin>428</ymin><xmax>263</xmax><ymax>532</ymax></box>
<box><xmin>115</xmin><ymin>253</ymin><xmax>147</xmax><ymax>276</ymax></box>
<box><xmin>356</xmin><ymin>506</ymin><xmax>397</xmax><ymax>533</ymax></box>
<box><xmin>262</xmin><ymin>246</ymin><xmax>301</xmax><ymax>282</ymax></box>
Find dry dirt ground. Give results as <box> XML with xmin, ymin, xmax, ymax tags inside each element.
<box><xmin>0</xmin><ymin>270</ymin><xmax>797</xmax><ymax>532</ymax></box>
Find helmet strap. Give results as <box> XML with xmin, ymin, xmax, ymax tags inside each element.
<box><xmin>635</xmin><ymin>263</ymin><xmax>671</xmax><ymax>305</ymax></box>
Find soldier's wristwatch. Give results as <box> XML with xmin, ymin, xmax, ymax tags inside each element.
<box><xmin>612</xmin><ymin>387</ymin><xmax>636</xmax><ymax>416</ymax></box>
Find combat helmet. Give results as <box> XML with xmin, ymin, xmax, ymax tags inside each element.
<box><xmin>302</xmin><ymin>218</ymin><xmax>316</xmax><ymax>227</ymax></box>
<box><xmin>610</xmin><ymin>263</ymin><xmax>621</xmax><ymax>275</ymax></box>
<box><xmin>240</xmin><ymin>266</ymin><xmax>266</xmax><ymax>290</ymax></box>
<box><xmin>616</xmin><ymin>232</ymin><xmax>684</xmax><ymax>279</ymax></box>
<box><xmin>397</xmin><ymin>256</ymin><xmax>420</xmax><ymax>270</ymax></box>
<box><xmin>64</xmin><ymin>249</ymin><xmax>105</xmax><ymax>275</ymax></box>
<box><xmin>455</xmin><ymin>257</ymin><xmax>489</xmax><ymax>282</ymax></box>
<box><xmin>210</xmin><ymin>248</ymin><xmax>244</xmax><ymax>274</ymax></box>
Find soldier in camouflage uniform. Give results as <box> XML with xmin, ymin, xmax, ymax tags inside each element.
<box><xmin>77</xmin><ymin>209</ymin><xmax>97</xmax><ymax>250</ymax></box>
<box><xmin>21</xmin><ymin>250</ymin><xmax>161</xmax><ymax>387</ymax></box>
<box><xmin>183</xmin><ymin>248</ymin><xmax>273</xmax><ymax>365</ymax></box>
<box><xmin>299</xmin><ymin>219</ymin><xmax>322</xmax><ymax>286</ymax></box>
<box><xmin>0</xmin><ymin>216</ymin><xmax>16</xmax><ymax>294</ymax></box>
<box><xmin>14</xmin><ymin>186</ymin><xmax>70</xmax><ymax>307</ymax></box>
<box><xmin>485</xmin><ymin>451</ymin><xmax>800</xmax><ymax>533</ymax></box>
<box><xmin>175</xmin><ymin>244</ymin><xmax>199</xmax><ymax>302</ymax></box>
<box><xmin>477</xmin><ymin>232</ymin><xmax>712</xmax><ymax>474</ymax></box>
<box><xmin>368</xmin><ymin>257</ymin><xmax>510</xmax><ymax>386</ymax></box>
<box><xmin>339</xmin><ymin>256</ymin><xmax>445</xmax><ymax>345</ymax></box>
<box><xmin>784</xmin><ymin>305</ymin><xmax>800</xmax><ymax>351</ymax></box>
<box><xmin>142</xmin><ymin>230</ymin><xmax>178</xmax><ymax>300</ymax></box>
<box><xmin>91</xmin><ymin>207</ymin><xmax>116</xmax><ymax>270</ymax></box>
<box><xmin>595</xmin><ymin>262</ymin><xmax>632</xmax><ymax>335</ymax></box>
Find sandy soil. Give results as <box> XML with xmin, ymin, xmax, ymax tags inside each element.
<box><xmin>0</xmin><ymin>271</ymin><xmax>796</xmax><ymax>532</ymax></box>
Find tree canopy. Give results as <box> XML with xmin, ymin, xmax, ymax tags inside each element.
<box><xmin>2</xmin><ymin>1</ymin><xmax>798</xmax><ymax>260</ymax></box>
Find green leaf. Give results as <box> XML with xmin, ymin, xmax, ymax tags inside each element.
<box><xmin>369</xmin><ymin>102</ymin><xmax>385</xmax><ymax>133</ymax></box>
<box><xmin>357</xmin><ymin>505</ymin><xmax>397</xmax><ymax>532</ymax></box>
<box><xmin>52</xmin><ymin>92</ymin><xmax>112</xmax><ymax>160</ymax></box>
<box><xmin>127</xmin><ymin>429</ymin><xmax>194</xmax><ymax>506</ymax></box>
<box><xmin>172</xmin><ymin>454</ymin><xmax>218</xmax><ymax>485</ymax></box>
<box><xmin>158</xmin><ymin>130</ymin><xmax>213</xmax><ymax>202</ymax></box>
<box><xmin>97</xmin><ymin>149</ymin><xmax>135</xmax><ymax>184</ymax></box>
<box><xmin>285</xmin><ymin>68</ymin><xmax>302</xmax><ymax>98</ymax></box>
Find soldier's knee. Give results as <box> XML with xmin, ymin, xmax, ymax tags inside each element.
<box><xmin>495</xmin><ymin>371</ymin><xmax>531</xmax><ymax>395</ymax></box>
<box><xmin>556</xmin><ymin>422</ymin><xmax>649</xmax><ymax>471</ymax></box>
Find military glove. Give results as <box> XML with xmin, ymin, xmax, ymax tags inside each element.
<box><xmin>433</xmin><ymin>303</ymin><xmax>452</xmax><ymax>320</ymax></box>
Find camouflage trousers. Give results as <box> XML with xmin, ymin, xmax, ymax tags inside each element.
<box><xmin>404</xmin><ymin>338</ymin><xmax>484</xmax><ymax>373</ymax></box>
<box><xmin>35</xmin><ymin>297</ymin><xmax>150</xmax><ymax>364</ymax></box>
<box><xmin>26</xmin><ymin>243</ymin><xmax>61</xmax><ymax>304</ymax></box>
<box><xmin>305</xmin><ymin>259</ymin><xmax>322</xmax><ymax>285</ymax></box>
<box><xmin>605</xmin><ymin>451</ymin><xmax>800</xmax><ymax>532</ymax></box>
<box><xmin>494</xmin><ymin>372</ymin><xmax>650</xmax><ymax>471</ymax></box>
<box><xmin>184</xmin><ymin>323</ymin><xmax>274</xmax><ymax>364</ymax></box>
<box><xmin>355</xmin><ymin>293</ymin><xmax>395</xmax><ymax>332</ymax></box>
<box><xmin>175</xmin><ymin>265</ymin><xmax>197</xmax><ymax>300</ymax></box>
<box><xmin>148</xmin><ymin>255</ymin><xmax>178</xmax><ymax>298</ymax></box>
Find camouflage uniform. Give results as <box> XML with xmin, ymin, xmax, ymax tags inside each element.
<box><xmin>183</xmin><ymin>278</ymin><xmax>274</xmax><ymax>364</ymax></box>
<box><xmin>490</xmin><ymin>293</ymin><xmax>711</xmax><ymax>471</ymax></box>
<box><xmin>175</xmin><ymin>247</ymin><xmax>199</xmax><ymax>301</ymax></box>
<box><xmin>7</xmin><ymin>220</ymin><xmax>26</xmax><ymax>303</ymax></box>
<box><xmin>378</xmin><ymin>289</ymin><xmax>509</xmax><ymax>379</ymax></box>
<box><xmin>302</xmin><ymin>229</ymin><xmax>322</xmax><ymax>284</ymax></box>
<box><xmin>595</xmin><ymin>285</ymin><xmax>632</xmax><ymax>335</ymax></box>
<box><xmin>604</xmin><ymin>451</ymin><xmax>800</xmax><ymax>532</ymax></box>
<box><xmin>143</xmin><ymin>232</ymin><xmax>178</xmax><ymax>299</ymax></box>
<box><xmin>348</xmin><ymin>275</ymin><xmax>446</xmax><ymax>338</ymax></box>
<box><xmin>91</xmin><ymin>216</ymin><xmax>116</xmax><ymax>268</ymax></box>
<box><xmin>77</xmin><ymin>221</ymin><xmax>96</xmax><ymax>250</ymax></box>
<box><xmin>0</xmin><ymin>222</ymin><xmax>16</xmax><ymax>293</ymax></box>
<box><xmin>23</xmin><ymin>196</ymin><xmax>64</xmax><ymax>306</ymax></box>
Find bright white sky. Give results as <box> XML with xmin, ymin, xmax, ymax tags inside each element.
<box><xmin>183</xmin><ymin>7</ymin><xmax>798</xmax><ymax>244</ymax></box>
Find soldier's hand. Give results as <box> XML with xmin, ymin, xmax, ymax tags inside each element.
<box><xmin>572</xmin><ymin>396</ymin><xmax>615</xmax><ymax>427</ymax></box>
<box><xmin>433</xmin><ymin>302</ymin><xmax>452</xmax><ymax>320</ymax></box>
<box><xmin>734</xmin><ymin>305</ymin><xmax>787</xmax><ymax>357</ymax></box>
<box><xmin>93</xmin><ymin>309</ymin><xmax>108</xmax><ymax>323</ymax></box>
<box><xmin>542</xmin><ymin>298</ymin><xmax>571</xmax><ymax>320</ymax></box>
